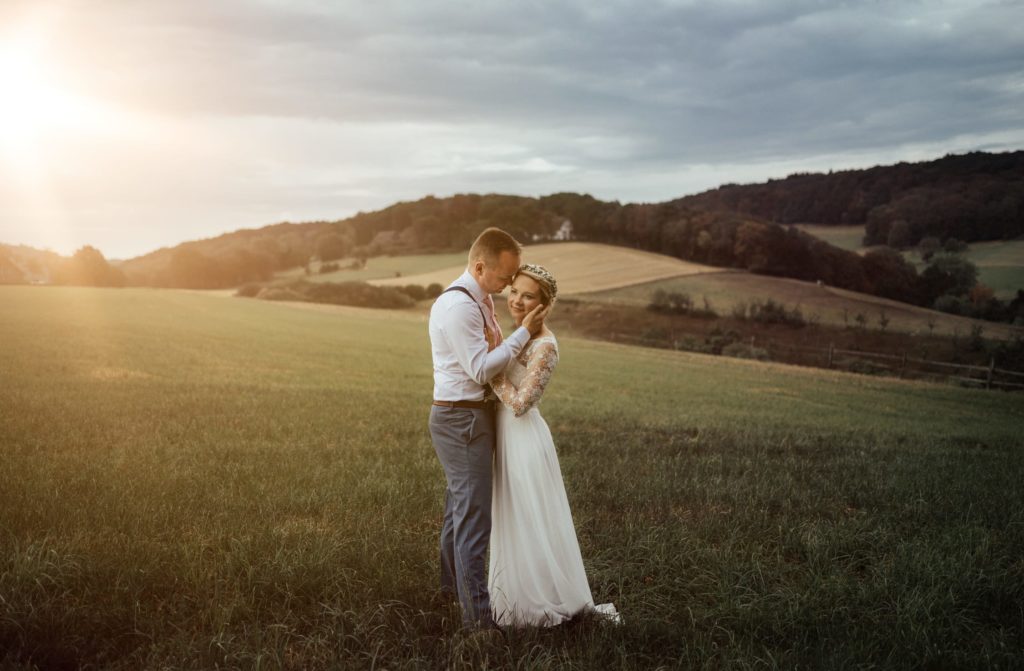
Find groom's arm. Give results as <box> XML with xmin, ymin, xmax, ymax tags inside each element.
<box><xmin>440</xmin><ymin>299</ymin><xmax>530</xmax><ymax>385</ymax></box>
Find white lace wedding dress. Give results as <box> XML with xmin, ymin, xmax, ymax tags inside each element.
<box><xmin>488</xmin><ymin>333</ymin><xmax>619</xmax><ymax>627</ymax></box>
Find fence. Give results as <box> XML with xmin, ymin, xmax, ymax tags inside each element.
<box><xmin>606</xmin><ymin>332</ymin><xmax>1024</xmax><ymax>392</ymax></box>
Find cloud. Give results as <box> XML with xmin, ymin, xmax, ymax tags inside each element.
<box><xmin>2</xmin><ymin>0</ymin><xmax>1023</xmax><ymax>257</ymax></box>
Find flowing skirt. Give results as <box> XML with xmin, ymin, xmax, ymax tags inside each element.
<box><xmin>489</xmin><ymin>404</ymin><xmax>598</xmax><ymax>627</ymax></box>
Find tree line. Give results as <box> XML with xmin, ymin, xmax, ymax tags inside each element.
<box><xmin>676</xmin><ymin>150</ymin><xmax>1024</xmax><ymax>247</ymax></box>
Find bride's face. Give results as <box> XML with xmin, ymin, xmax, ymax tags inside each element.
<box><xmin>507</xmin><ymin>274</ymin><xmax>543</xmax><ymax>321</ymax></box>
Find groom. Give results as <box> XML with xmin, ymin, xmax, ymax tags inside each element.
<box><xmin>428</xmin><ymin>227</ymin><xmax>548</xmax><ymax>629</ymax></box>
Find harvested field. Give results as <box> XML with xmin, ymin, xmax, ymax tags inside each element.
<box><xmin>369</xmin><ymin>242</ymin><xmax>725</xmax><ymax>295</ymax></box>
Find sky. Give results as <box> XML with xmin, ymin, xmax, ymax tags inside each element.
<box><xmin>1</xmin><ymin>0</ymin><xmax>1022</xmax><ymax>259</ymax></box>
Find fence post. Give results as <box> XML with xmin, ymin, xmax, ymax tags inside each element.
<box><xmin>827</xmin><ymin>342</ymin><xmax>834</xmax><ymax>369</ymax></box>
<box><xmin>987</xmin><ymin>357</ymin><xmax>995</xmax><ymax>390</ymax></box>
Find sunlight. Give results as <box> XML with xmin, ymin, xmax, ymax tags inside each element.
<box><xmin>0</xmin><ymin>32</ymin><xmax>124</xmax><ymax>168</ymax></box>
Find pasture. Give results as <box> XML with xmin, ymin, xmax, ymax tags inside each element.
<box><xmin>1</xmin><ymin>286</ymin><xmax>1023</xmax><ymax>669</ymax></box>
<box><xmin>793</xmin><ymin>224</ymin><xmax>867</xmax><ymax>252</ymax></box>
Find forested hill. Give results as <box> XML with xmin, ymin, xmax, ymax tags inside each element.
<box><xmin>675</xmin><ymin>150</ymin><xmax>1024</xmax><ymax>247</ymax></box>
<box><xmin>3</xmin><ymin>151</ymin><xmax>1021</xmax><ymax>317</ymax></box>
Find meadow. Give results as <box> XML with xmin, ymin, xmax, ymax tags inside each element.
<box><xmin>1</xmin><ymin>286</ymin><xmax>1023</xmax><ymax>669</ymax></box>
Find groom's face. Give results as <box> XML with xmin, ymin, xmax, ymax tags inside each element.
<box><xmin>476</xmin><ymin>250</ymin><xmax>521</xmax><ymax>294</ymax></box>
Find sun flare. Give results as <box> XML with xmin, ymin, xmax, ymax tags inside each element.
<box><xmin>0</xmin><ymin>34</ymin><xmax>123</xmax><ymax>166</ymax></box>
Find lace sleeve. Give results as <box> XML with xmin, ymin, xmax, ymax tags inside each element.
<box><xmin>492</xmin><ymin>340</ymin><xmax>558</xmax><ymax>417</ymax></box>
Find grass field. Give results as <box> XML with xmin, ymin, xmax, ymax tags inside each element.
<box><xmin>956</xmin><ymin>240</ymin><xmax>1024</xmax><ymax>299</ymax></box>
<box><xmin>2</xmin><ymin>286</ymin><xmax>1023</xmax><ymax>669</ymax></box>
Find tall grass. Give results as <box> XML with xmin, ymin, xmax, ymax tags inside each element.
<box><xmin>1</xmin><ymin>287</ymin><xmax>1022</xmax><ymax>669</ymax></box>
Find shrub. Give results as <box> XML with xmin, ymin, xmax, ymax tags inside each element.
<box><xmin>735</xmin><ymin>298</ymin><xmax>806</xmax><ymax>327</ymax></box>
<box><xmin>235</xmin><ymin>283</ymin><xmax>263</xmax><ymax>298</ymax></box>
<box><xmin>400</xmin><ymin>284</ymin><xmax>427</xmax><ymax>301</ymax></box>
<box><xmin>426</xmin><ymin>283</ymin><xmax>444</xmax><ymax>299</ymax></box>
<box><xmin>648</xmin><ymin>291</ymin><xmax>717</xmax><ymax>318</ymax></box>
<box><xmin>933</xmin><ymin>294</ymin><xmax>967</xmax><ymax>315</ymax></box>
<box><xmin>319</xmin><ymin>262</ymin><xmax>340</xmax><ymax>274</ymax></box>
<box><xmin>257</xmin><ymin>280</ymin><xmax>416</xmax><ymax>309</ymax></box>
<box><xmin>257</xmin><ymin>287</ymin><xmax>306</xmax><ymax>302</ymax></box>
<box><xmin>302</xmin><ymin>281</ymin><xmax>415</xmax><ymax>309</ymax></box>
<box><xmin>722</xmin><ymin>342</ymin><xmax>770</xmax><ymax>361</ymax></box>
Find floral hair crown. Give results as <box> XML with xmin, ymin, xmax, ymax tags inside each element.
<box><xmin>516</xmin><ymin>263</ymin><xmax>558</xmax><ymax>303</ymax></box>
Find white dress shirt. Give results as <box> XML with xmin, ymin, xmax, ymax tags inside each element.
<box><xmin>429</xmin><ymin>270</ymin><xmax>531</xmax><ymax>401</ymax></box>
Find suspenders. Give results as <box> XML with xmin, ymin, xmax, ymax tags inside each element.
<box><xmin>441</xmin><ymin>285</ymin><xmax>495</xmax><ymax>346</ymax></box>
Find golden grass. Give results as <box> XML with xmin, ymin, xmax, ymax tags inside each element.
<box><xmin>369</xmin><ymin>242</ymin><xmax>724</xmax><ymax>295</ymax></box>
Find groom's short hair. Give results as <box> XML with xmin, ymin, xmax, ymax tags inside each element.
<box><xmin>468</xmin><ymin>227</ymin><xmax>522</xmax><ymax>267</ymax></box>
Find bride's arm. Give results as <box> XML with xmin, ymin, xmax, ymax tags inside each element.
<box><xmin>492</xmin><ymin>341</ymin><xmax>558</xmax><ymax>417</ymax></box>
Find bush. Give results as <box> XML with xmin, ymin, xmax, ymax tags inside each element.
<box><xmin>426</xmin><ymin>283</ymin><xmax>444</xmax><ymax>299</ymax></box>
<box><xmin>648</xmin><ymin>291</ymin><xmax>717</xmax><ymax>318</ymax></box>
<box><xmin>235</xmin><ymin>283</ymin><xmax>263</xmax><ymax>298</ymax></box>
<box><xmin>400</xmin><ymin>284</ymin><xmax>427</xmax><ymax>301</ymax></box>
<box><xmin>257</xmin><ymin>287</ymin><xmax>306</xmax><ymax>302</ymax></box>
<box><xmin>734</xmin><ymin>298</ymin><xmax>805</xmax><ymax>327</ymax></box>
<box><xmin>250</xmin><ymin>280</ymin><xmax>416</xmax><ymax>309</ymax></box>
<box><xmin>934</xmin><ymin>294</ymin><xmax>968</xmax><ymax>315</ymax></box>
<box><xmin>721</xmin><ymin>342</ymin><xmax>770</xmax><ymax>361</ymax></box>
<box><xmin>319</xmin><ymin>262</ymin><xmax>340</xmax><ymax>274</ymax></box>
<box><xmin>302</xmin><ymin>281</ymin><xmax>415</xmax><ymax>309</ymax></box>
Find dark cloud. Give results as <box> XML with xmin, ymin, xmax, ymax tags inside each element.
<box><xmin>60</xmin><ymin>1</ymin><xmax>1023</xmax><ymax>164</ymax></box>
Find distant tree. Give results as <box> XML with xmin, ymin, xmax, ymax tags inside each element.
<box><xmin>970</xmin><ymin>283</ymin><xmax>995</xmax><ymax>306</ymax></box>
<box><xmin>862</xmin><ymin>247</ymin><xmax>920</xmax><ymax>303</ymax></box>
<box><xmin>921</xmin><ymin>254</ymin><xmax>979</xmax><ymax>303</ymax></box>
<box><xmin>316</xmin><ymin>233</ymin><xmax>352</xmax><ymax>262</ymax></box>
<box><xmin>425</xmin><ymin>283</ymin><xmax>444</xmax><ymax>299</ymax></box>
<box><xmin>918</xmin><ymin>236</ymin><xmax>941</xmax><ymax>261</ymax></box>
<box><xmin>53</xmin><ymin>246</ymin><xmax>125</xmax><ymax>287</ymax></box>
<box><xmin>943</xmin><ymin>238</ymin><xmax>968</xmax><ymax>254</ymax></box>
<box><xmin>0</xmin><ymin>249</ymin><xmax>24</xmax><ymax>284</ymax></box>
<box><xmin>878</xmin><ymin>310</ymin><xmax>891</xmax><ymax>332</ymax></box>
<box><xmin>164</xmin><ymin>247</ymin><xmax>219</xmax><ymax>289</ymax></box>
<box><xmin>886</xmin><ymin>219</ymin><xmax>914</xmax><ymax>248</ymax></box>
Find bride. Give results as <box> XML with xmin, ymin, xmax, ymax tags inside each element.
<box><xmin>487</xmin><ymin>263</ymin><xmax>618</xmax><ymax>627</ymax></box>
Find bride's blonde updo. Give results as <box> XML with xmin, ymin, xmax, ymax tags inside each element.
<box><xmin>514</xmin><ymin>263</ymin><xmax>558</xmax><ymax>307</ymax></box>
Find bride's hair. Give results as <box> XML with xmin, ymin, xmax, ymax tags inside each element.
<box><xmin>514</xmin><ymin>264</ymin><xmax>557</xmax><ymax>306</ymax></box>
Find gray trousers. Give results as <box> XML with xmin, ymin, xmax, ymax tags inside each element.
<box><xmin>428</xmin><ymin>404</ymin><xmax>495</xmax><ymax>628</ymax></box>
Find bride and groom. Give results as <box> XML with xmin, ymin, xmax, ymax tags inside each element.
<box><xmin>428</xmin><ymin>227</ymin><xmax>617</xmax><ymax>631</ymax></box>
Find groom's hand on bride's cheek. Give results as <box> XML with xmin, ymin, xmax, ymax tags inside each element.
<box><xmin>523</xmin><ymin>304</ymin><xmax>548</xmax><ymax>335</ymax></box>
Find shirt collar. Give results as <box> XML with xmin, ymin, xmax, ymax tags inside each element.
<box><xmin>455</xmin><ymin>269</ymin><xmax>488</xmax><ymax>302</ymax></box>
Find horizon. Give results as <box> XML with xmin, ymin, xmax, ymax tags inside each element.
<box><xmin>7</xmin><ymin>147</ymin><xmax>1021</xmax><ymax>262</ymax></box>
<box><xmin>2</xmin><ymin>1</ymin><xmax>1023</xmax><ymax>259</ymax></box>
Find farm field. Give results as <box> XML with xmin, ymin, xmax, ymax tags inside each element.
<box><xmin>368</xmin><ymin>242</ymin><xmax>725</xmax><ymax>295</ymax></box>
<box><xmin>1</xmin><ymin>286</ymin><xmax>1023</xmax><ymax>669</ymax></box>
<box><xmin>580</xmin><ymin>270</ymin><xmax>1022</xmax><ymax>339</ymax></box>
<box><xmin>273</xmin><ymin>251</ymin><xmax>467</xmax><ymax>284</ymax></box>
<box><xmin>794</xmin><ymin>224</ymin><xmax>866</xmax><ymax>252</ymax></box>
